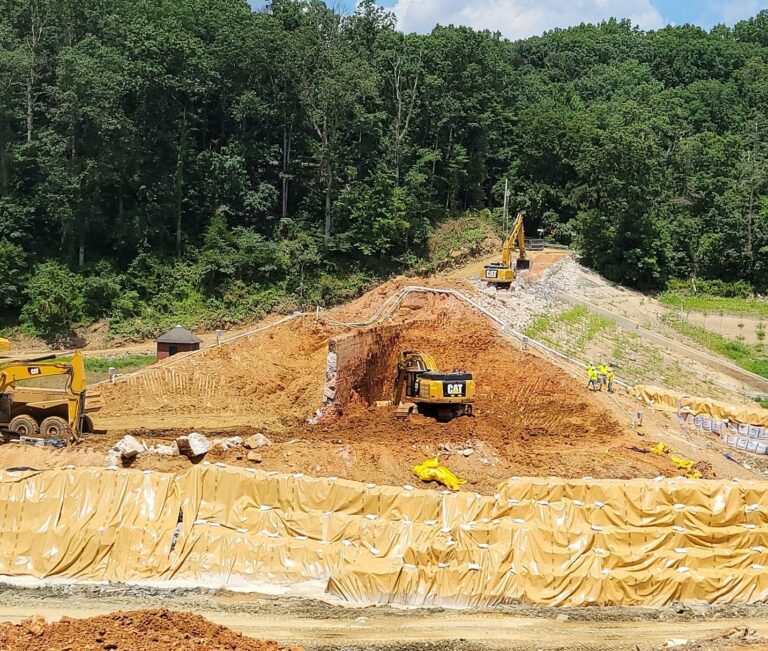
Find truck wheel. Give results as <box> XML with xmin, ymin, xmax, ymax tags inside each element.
<box><xmin>39</xmin><ymin>416</ymin><xmax>69</xmax><ymax>439</ymax></box>
<box><xmin>8</xmin><ymin>415</ymin><xmax>39</xmax><ymax>437</ymax></box>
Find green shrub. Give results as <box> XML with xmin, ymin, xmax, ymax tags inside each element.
<box><xmin>21</xmin><ymin>262</ymin><xmax>84</xmax><ymax>338</ymax></box>
<box><xmin>665</xmin><ymin>278</ymin><xmax>753</xmax><ymax>298</ymax></box>
<box><xmin>82</xmin><ymin>273</ymin><xmax>122</xmax><ymax>320</ymax></box>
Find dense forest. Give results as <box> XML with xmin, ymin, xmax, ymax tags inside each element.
<box><xmin>2</xmin><ymin>0</ymin><xmax>768</xmax><ymax>339</ymax></box>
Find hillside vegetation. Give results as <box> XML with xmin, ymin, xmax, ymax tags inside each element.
<box><xmin>2</xmin><ymin>1</ymin><xmax>768</xmax><ymax>339</ymax></box>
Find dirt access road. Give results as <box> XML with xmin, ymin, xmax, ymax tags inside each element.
<box><xmin>1</xmin><ymin>587</ymin><xmax>768</xmax><ymax>650</ymax></box>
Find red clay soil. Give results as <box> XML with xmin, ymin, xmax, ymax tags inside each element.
<box><xmin>0</xmin><ymin>275</ymin><xmax>679</xmax><ymax>490</ymax></box>
<box><xmin>301</xmin><ymin>304</ymin><xmax>674</xmax><ymax>482</ymax></box>
<box><xmin>0</xmin><ymin>286</ymin><xmax>677</xmax><ymax>492</ymax></box>
<box><xmin>0</xmin><ymin>609</ymin><xmax>301</xmax><ymax>651</ymax></box>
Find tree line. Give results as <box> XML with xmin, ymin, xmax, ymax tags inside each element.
<box><xmin>2</xmin><ymin>0</ymin><xmax>768</xmax><ymax>338</ymax></box>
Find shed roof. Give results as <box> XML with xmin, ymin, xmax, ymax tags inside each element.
<box><xmin>156</xmin><ymin>325</ymin><xmax>202</xmax><ymax>345</ymax></box>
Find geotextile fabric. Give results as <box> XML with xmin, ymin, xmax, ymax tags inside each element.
<box><xmin>1</xmin><ymin>465</ymin><xmax>767</xmax><ymax>607</ymax></box>
<box><xmin>630</xmin><ymin>385</ymin><xmax>768</xmax><ymax>426</ymax></box>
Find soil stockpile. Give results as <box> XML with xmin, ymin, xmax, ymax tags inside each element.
<box><xmin>0</xmin><ymin>609</ymin><xmax>301</xmax><ymax>651</ymax></box>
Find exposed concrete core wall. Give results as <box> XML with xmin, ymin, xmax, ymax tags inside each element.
<box><xmin>328</xmin><ymin>325</ymin><xmax>402</xmax><ymax>407</ymax></box>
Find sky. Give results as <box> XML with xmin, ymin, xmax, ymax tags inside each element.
<box><xmin>250</xmin><ymin>0</ymin><xmax>768</xmax><ymax>39</ymax></box>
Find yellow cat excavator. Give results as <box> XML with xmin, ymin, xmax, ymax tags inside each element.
<box><xmin>0</xmin><ymin>345</ymin><xmax>88</xmax><ymax>445</ymax></box>
<box><xmin>378</xmin><ymin>350</ymin><xmax>476</xmax><ymax>423</ymax></box>
<box><xmin>484</xmin><ymin>210</ymin><xmax>530</xmax><ymax>288</ymax></box>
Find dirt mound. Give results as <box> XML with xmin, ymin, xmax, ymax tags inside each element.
<box><xmin>304</xmin><ymin>308</ymin><xmax>672</xmax><ymax>482</ymax></box>
<box><xmin>96</xmin><ymin>318</ymin><xmax>332</xmax><ymax>432</ymax></box>
<box><xmin>325</xmin><ymin>275</ymin><xmax>469</xmax><ymax>323</ymax></box>
<box><xmin>0</xmin><ymin>608</ymin><xmax>301</xmax><ymax>651</ymax></box>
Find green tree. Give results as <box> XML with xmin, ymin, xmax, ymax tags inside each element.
<box><xmin>21</xmin><ymin>262</ymin><xmax>84</xmax><ymax>337</ymax></box>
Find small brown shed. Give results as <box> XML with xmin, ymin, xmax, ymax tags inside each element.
<box><xmin>156</xmin><ymin>325</ymin><xmax>201</xmax><ymax>361</ymax></box>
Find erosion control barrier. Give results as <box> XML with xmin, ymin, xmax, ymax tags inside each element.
<box><xmin>2</xmin><ymin>465</ymin><xmax>768</xmax><ymax>607</ymax></box>
<box><xmin>631</xmin><ymin>385</ymin><xmax>768</xmax><ymax>427</ymax></box>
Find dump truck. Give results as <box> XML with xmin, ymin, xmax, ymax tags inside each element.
<box><xmin>377</xmin><ymin>350</ymin><xmax>476</xmax><ymax>422</ymax></box>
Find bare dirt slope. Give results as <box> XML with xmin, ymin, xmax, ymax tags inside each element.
<box><xmin>2</xmin><ymin>252</ymin><xmax>753</xmax><ymax>489</ymax></box>
<box><xmin>95</xmin><ymin>319</ymin><xmax>333</xmax><ymax>432</ymax></box>
<box><xmin>3</xmin><ymin>285</ymin><xmax>680</xmax><ymax>492</ymax></box>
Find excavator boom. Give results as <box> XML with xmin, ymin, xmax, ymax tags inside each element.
<box><xmin>484</xmin><ymin>211</ymin><xmax>530</xmax><ymax>286</ymax></box>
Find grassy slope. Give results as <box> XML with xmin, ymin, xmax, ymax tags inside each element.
<box><xmin>661</xmin><ymin>315</ymin><xmax>768</xmax><ymax>379</ymax></box>
<box><xmin>659</xmin><ymin>293</ymin><xmax>768</xmax><ymax>318</ymax></box>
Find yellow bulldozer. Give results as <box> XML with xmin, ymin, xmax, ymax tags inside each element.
<box><xmin>0</xmin><ymin>338</ymin><xmax>90</xmax><ymax>445</ymax></box>
<box><xmin>483</xmin><ymin>210</ymin><xmax>530</xmax><ymax>288</ymax></box>
<box><xmin>377</xmin><ymin>350</ymin><xmax>475</xmax><ymax>423</ymax></box>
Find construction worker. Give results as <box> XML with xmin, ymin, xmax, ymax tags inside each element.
<box><xmin>598</xmin><ymin>363</ymin><xmax>609</xmax><ymax>391</ymax></box>
<box><xmin>606</xmin><ymin>365</ymin><xmax>615</xmax><ymax>393</ymax></box>
<box><xmin>586</xmin><ymin>363</ymin><xmax>599</xmax><ymax>391</ymax></box>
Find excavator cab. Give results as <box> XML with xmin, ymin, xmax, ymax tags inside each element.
<box><xmin>378</xmin><ymin>350</ymin><xmax>476</xmax><ymax>423</ymax></box>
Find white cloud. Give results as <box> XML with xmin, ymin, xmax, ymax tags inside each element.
<box><xmin>718</xmin><ymin>0</ymin><xmax>768</xmax><ymax>24</ymax></box>
<box><xmin>391</xmin><ymin>0</ymin><xmax>665</xmax><ymax>39</ymax></box>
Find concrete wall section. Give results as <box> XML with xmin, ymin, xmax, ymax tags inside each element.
<box><xmin>327</xmin><ymin>325</ymin><xmax>402</xmax><ymax>407</ymax></box>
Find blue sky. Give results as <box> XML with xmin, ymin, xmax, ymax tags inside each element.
<box><xmin>249</xmin><ymin>0</ymin><xmax>768</xmax><ymax>39</ymax></box>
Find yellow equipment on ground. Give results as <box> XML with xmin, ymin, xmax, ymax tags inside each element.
<box><xmin>413</xmin><ymin>457</ymin><xmax>467</xmax><ymax>491</ymax></box>
<box><xmin>484</xmin><ymin>211</ymin><xmax>531</xmax><ymax>287</ymax></box>
<box><xmin>0</xmin><ymin>351</ymin><xmax>88</xmax><ymax>445</ymax></box>
<box><xmin>377</xmin><ymin>350</ymin><xmax>476</xmax><ymax>422</ymax></box>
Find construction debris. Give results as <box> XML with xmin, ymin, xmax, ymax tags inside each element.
<box><xmin>247</xmin><ymin>451</ymin><xmax>263</xmax><ymax>464</ymax></box>
<box><xmin>176</xmin><ymin>432</ymin><xmax>212</xmax><ymax>457</ymax></box>
<box><xmin>112</xmin><ymin>435</ymin><xmax>146</xmax><ymax>461</ymax></box>
<box><xmin>146</xmin><ymin>442</ymin><xmax>179</xmax><ymax>456</ymax></box>
<box><xmin>244</xmin><ymin>433</ymin><xmax>272</xmax><ymax>449</ymax></box>
<box><xmin>649</xmin><ymin>442</ymin><xmax>711</xmax><ymax>479</ymax></box>
<box><xmin>215</xmin><ymin>436</ymin><xmax>244</xmax><ymax>449</ymax></box>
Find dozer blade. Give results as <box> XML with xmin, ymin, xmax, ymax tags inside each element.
<box><xmin>516</xmin><ymin>259</ymin><xmax>531</xmax><ymax>272</ymax></box>
<box><xmin>395</xmin><ymin>402</ymin><xmax>417</xmax><ymax>419</ymax></box>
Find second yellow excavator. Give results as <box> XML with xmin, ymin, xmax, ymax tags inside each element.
<box><xmin>484</xmin><ymin>210</ymin><xmax>530</xmax><ymax>288</ymax></box>
<box><xmin>377</xmin><ymin>350</ymin><xmax>476</xmax><ymax>422</ymax></box>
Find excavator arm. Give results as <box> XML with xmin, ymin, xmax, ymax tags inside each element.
<box><xmin>391</xmin><ymin>351</ymin><xmax>439</xmax><ymax>405</ymax></box>
<box><xmin>500</xmin><ymin>211</ymin><xmax>529</xmax><ymax>271</ymax></box>
<box><xmin>0</xmin><ymin>351</ymin><xmax>87</xmax><ymax>444</ymax></box>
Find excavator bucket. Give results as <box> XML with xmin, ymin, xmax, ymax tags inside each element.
<box><xmin>516</xmin><ymin>258</ymin><xmax>531</xmax><ymax>272</ymax></box>
<box><xmin>395</xmin><ymin>402</ymin><xmax>417</xmax><ymax>419</ymax></box>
